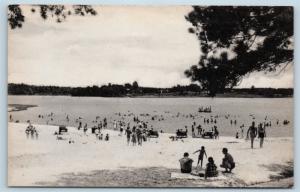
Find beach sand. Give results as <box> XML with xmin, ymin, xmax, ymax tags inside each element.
<box><xmin>8</xmin><ymin>123</ymin><xmax>293</xmax><ymax>187</ymax></box>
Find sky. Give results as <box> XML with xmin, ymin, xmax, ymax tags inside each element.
<box><xmin>8</xmin><ymin>5</ymin><xmax>293</xmax><ymax>88</ymax></box>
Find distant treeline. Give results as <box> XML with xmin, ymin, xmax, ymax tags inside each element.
<box><xmin>8</xmin><ymin>83</ymin><xmax>293</xmax><ymax>98</ymax></box>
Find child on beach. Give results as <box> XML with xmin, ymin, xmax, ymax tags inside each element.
<box><xmin>204</xmin><ymin>157</ymin><xmax>218</xmax><ymax>179</ymax></box>
<box><xmin>193</xmin><ymin>146</ymin><xmax>207</xmax><ymax>168</ymax></box>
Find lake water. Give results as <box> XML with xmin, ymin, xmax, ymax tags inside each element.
<box><xmin>8</xmin><ymin>95</ymin><xmax>293</xmax><ymax>137</ymax></box>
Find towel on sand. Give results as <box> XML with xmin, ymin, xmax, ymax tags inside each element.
<box><xmin>171</xmin><ymin>172</ymin><xmax>227</xmax><ymax>180</ymax></box>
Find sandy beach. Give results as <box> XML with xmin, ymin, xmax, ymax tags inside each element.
<box><xmin>8</xmin><ymin>122</ymin><xmax>293</xmax><ymax>187</ymax></box>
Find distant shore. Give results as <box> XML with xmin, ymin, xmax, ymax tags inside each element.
<box><xmin>8</xmin><ymin>104</ymin><xmax>37</xmax><ymax>112</ymax></box>
<box><xmin>8</xmin><ymin>93</ymin><xmax>293</xmax><ymax>99</ymax></box>
<box><xmin>8</xmin><ymin>83</ymin><xmax>293</xmax><ymax>98</ymax></box>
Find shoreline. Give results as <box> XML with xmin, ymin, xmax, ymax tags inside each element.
<box><xmin>8</xmin><ymin>104</ymin><xmax>38</xmax><ymax>112</ymax></box>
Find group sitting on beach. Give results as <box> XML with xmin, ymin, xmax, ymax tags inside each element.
<box><xmin>179</xmin><ymin>147</ymin><xmax>235</xmax><ymax>179</ymax></box>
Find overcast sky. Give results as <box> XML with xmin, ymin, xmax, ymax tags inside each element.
<box><xmin>8</xmin><ymin>5</ymin><xmax>293</xmax><ymax>88</ymax></box>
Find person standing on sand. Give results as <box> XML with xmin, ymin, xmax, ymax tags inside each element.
<box><xmin>105</xmin><ymin>134</ymin><xmax>109</xmax><ymax>141</ymax></box>
<box><xmin>78</xmin><ymin>121</ymin><xmax>82</xmax><ymax>130</ymax></box>
<box><xmin>131</xmin><ymin>130</ymin><xmax>137</xmax><ymax>146</ymax></box>
<box><xmin>258</xmin><ymin>123</ymin><xmax>266</xmax><ymax>148</ymax></box>
<box><xmin>220</xmin><ymin>148</ymin><xmax>235</xmax><ymax>173</ymax></box>
<box><xmin>136</xmin><ymin>128</ymin><xmax>142</xmax><ymax>146</ymax></box>
<box><xmin>240</xmin><ymin>124</ymin><xmax>244</xmax><ymax>138</ymax></box>
<box><xmin>30</xmin><ymin>128</ymin><xmax>35</xmax><ymax>139</ymax></box>
<box><xmin>214</xmin><ymin>126</ymin><xmax>219</xmax><ymax>139</ymax></box>
<box><xmin>83</xmin><ymin>123</ymin><xmax>88</xmax><ymax>134</ymax></box>
<box><xmin>35</xmin><ymin>130</ymin><xmax>39</xmax><ymax>140</ymax></box>
<box><xmin>191</xmin><ymin>125</ymin><xmax>195</xmax><ymax>137</ymax></box>
<box><xmin>25</xmin><ymin>129</ymin><xmax>30</xmax><ymax>139</ymax></box>
<box><xmin>103</xmin><ymin>118</ymin><xmax>107</xmax><ymax>128</ymax></box>
<box><xmin>179</xmin><ymin>152</ymin><xmax>194</xmax><ymax>173</ymax></box>
<box><xmin>125</xmin><ymin>127</ymin><xmax>132</xmax><ymax>145</ymax></box>
<box><xmin>197</xmin><ymin>125</ymin><xmax>202</xmax><ymax>135</ymax></box>
<box><xmin>247</xmin><ymin>121</ymin><xmax>257</xmax><ymax>149</ymax></box>
<box><xmin>193</xmin><ymin>146</ymin><xmax>207</xmax><ymax>168</ymax></box>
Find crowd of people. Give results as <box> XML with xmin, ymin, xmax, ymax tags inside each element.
<box><xmin>17</xmin><ymin>108</ymin><xmax>291</xmax><ymax>181</ymax></box>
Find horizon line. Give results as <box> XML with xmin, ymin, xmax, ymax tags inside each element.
<box><xmin>7</xmin><ymin>82</ymin><xmax>294</xmax><ymax>89</ymax></box>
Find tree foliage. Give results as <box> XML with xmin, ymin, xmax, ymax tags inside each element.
<box><xmin>185</xmin><ymin>6</ymin><xmax>293</xmax><ymax>96</ymax></box>
<box><xmin>8</xmin><ymin>83</ymin><xmax>292</xmax><ymax>97</ymax></box>
<box><xmin>8</xmin><ymin>5</ymin><xmax>97</xmax><ymax>29</ymax></box>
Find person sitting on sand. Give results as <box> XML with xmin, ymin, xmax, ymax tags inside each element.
<box><xmin>179</xmin><ymin>152</ymin><xmax>194</xmax><ymax>173</ymax></box>
<box><xmin>247</xmin><ymin>121</ymin><xmax>257</xmax><ymax>149</ymax></box>
<box><xmin>193</xmin><ymin>146</ymin><xmax>207</xmax><ymax>168</ymax></box>
<box><xmin>205</xmin><ymin>157</ymin><xmax>218</xmax><ymax>179</ymax></box>
<box><xmin>220</xmin><ymin>148</ymin><xmax>235</xmax><ymax>173</ymax></box>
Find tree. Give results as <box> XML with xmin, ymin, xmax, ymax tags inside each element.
<box><xmin>185</xmin><ymin>6</ymin><xmax>293</xmax><ymax>96</ymax></box>
<box><xmin>132</xmin><ymin>81</ymin><xmax>139</xmax><ymax>90</ymax></box>
<box><xmin>8</xmin><ymin>5</ymin><xmax>97</xmax><ymax>29</ymax></box>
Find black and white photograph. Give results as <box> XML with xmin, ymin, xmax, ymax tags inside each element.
<box><xmin>7</xmin><ymin>5</ymin><xmax>293</xmax><ymax>187</ymax></box>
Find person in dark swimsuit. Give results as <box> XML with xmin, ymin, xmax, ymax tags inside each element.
<box><xmin>247</xmin><ymin>121</ymin><xmax>257</xmax><ymax>149</ymax></box>
<box><xmin>257</xmin><ymin>123</ymin><xmax>266</xmax><ymax>148</ymax></box>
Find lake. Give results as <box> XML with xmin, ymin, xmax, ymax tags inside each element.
<box><xmin>8</xmin><ymin>95</ymin><xmax>293</xmax><ymax>137</ymax></box>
